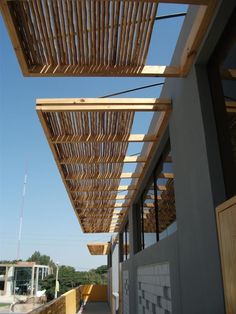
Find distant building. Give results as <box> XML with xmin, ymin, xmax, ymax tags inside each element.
<box><xmin>0</xmin><ymin>262</ymin><xmax>51</xmax><ymax>297</ymax></box>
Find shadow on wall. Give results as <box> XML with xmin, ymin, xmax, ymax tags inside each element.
<box><xmin>82</xmin><ymin>285</ymin><xmax>107</xmax><ymax>303</ymax></box>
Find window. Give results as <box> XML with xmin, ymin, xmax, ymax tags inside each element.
<box><xmin>141</xmin><ymin>179</ymin><xmax>158</xmax><ymax>249</ymax></box>
<box><xmin>123</xmin><ymin>222</ymin><xmax>130</xmax><ymax>260</ymax></box>
<box><xmin>155</xmin><ymin>153</ymin><xmax>176</xmax><ymax>241</ymax></box>
<box><xmin>140</xmin><ymin>146</ymin><xmax>176</xmax><ymax>250</ymax></box>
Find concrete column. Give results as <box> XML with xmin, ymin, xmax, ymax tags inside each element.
<box><xmin>169</xmin><ymin>66</ymin><xmax>225</xmax><ymax>314</ymax></box>
<box><xmin>35</xmin><ymin>267</ymin><xmax>39</xmax><ymax>294</ymax></box>
<box><xmin>3</xmin><ymin>266</ymin><xmax>8</xmax><ymax>296</ymax></box>
<box><xmin>31</xmin><ymin>266</ymin><xmax>35</xmax><ymax>296</ymax></box>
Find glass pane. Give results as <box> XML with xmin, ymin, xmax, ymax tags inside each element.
<box><xmin>143</xmin><ymin>179</ymin><xmax>157</xmax><ymax>249</ymax></box>
<box><xmin>14</xmin><ymin>267</ymin><xmax>32</xmax><ymax>295</ymax></box>
<box><xmin>156</xmin><ymin>153</ymin><xmax>176</xmax><ymax>240</ymax></box>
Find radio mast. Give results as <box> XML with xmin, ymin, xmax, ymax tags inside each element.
<box><xmin>16</xmin><ymin>172</ymin><xmax>27</xmax><ymax>260</ymax></box>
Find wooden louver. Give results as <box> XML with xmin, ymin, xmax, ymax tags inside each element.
<box><xmin>36</xmin><ymin>98</ymin><xmax>171</xmax><ymax>233</ymax></box>
<box><xmin>87</xmin><ymin>242</ymin><xmax>111</xmax><ymax>255</ymax></box>
<box><xmin>1</xmin><ymin>0</ymin><xmax>218</xmax><ymax>77</ymax></box>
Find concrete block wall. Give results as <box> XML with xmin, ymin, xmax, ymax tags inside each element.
<box><xmin>137</xmin><ymin>263</ymin><xmax>172</xmax><ymax>314</ymax></box>
<box><xmin>123</xmin><ymin>270</ymin><xmax>129</xmax><ymax>314</ymax></box>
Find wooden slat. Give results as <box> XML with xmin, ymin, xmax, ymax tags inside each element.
<box><xmin>73</xmin><ymin>195</ymin><xmax>132</xmax><ymax>201</ymax></box>
<box><xmin>66</xmin><ymin>172</ymin><xmax>140</xmax><ymax>180</ymax></box>
<box><xmin>60</xmin><ymin>155</ymin><xmax>147</xmax><ymax>164</ymax></box>
<box><xmin>51</xmin><ymin>134</ymin><xmax>158</xmax><ymax>143</ymax></box>
<box><xmin>75</xmin><ymin>201</ymin><xmax>129</xmax><ymax>207</ymax></box>
<box><xmin>69</xmin><ymin>185</ymin><xmax>137</xmax><ymax>192</ymax></box>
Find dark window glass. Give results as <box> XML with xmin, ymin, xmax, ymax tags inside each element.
<box><xmin>0</xmin><ymin>267</ymin><xmax>6</xmax><ymax>276</ymax></box>
<box><xmin>156</xmin><ymin>153</ymin><xmax>176</xmax><ymax>240</ymax></box>
<box><xmin>141</xmin><ymin>179</ymin><xmax>157</xmax><ymax>249</ymax></box>
<box><xmin>123</xmin><ymin>222</ymin><xmax>130</xmax><ymax>260</ymax></box>
<box><xmin>140</xmin><ymin>147</ymin><xmax>177</xmax><ymax>250</ymax></box>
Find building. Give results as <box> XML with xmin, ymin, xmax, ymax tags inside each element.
<box><xmin>0</xmin><ymin>262</ymin><xmax>50</xmax><ymax>297</ymax></box>
<box><xmin>0</xmin><ymin>0</ymin><xmax>235</xmax><ymax>313</ymax></box>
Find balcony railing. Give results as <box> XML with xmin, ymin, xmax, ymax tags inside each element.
<box><xmin>28</xmin><ymin>284</ymin><xmax>108</xmax><ymax>314</ymax></box>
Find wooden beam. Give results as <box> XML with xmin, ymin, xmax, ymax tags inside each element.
<box><xmin>36</xmin><ymin>98</ymin><xmax>171</xmax><ymax>112</ymax></box>
<box><xmin>76</xmin><ymin>207</ymin><xmax>127</xmax><ymax>211</ymax></box>
<box><xmin>72</xmin><ymin>195</ymin><xmax>132</xmax><ymax>201</ymax></box>
<box><xmin>70</xmin><ymin>185</ymin><xmax>137</xmax><ymax>192</ymax></box>
<box><xmin>29</xmin><ymin>65</ymin><xmax>181</xmax><ymax>77</ymax></box>
<box><xmin>221</xmin><ymin>68</ymin><xmax>236</xmax><ymax>80</ymax></box>
<box><xmin>60</xmin><ymin>155</ymin><xmax>147</xmax><ymax>164</ymax></box>
<box><xmin>65</xmin><ymin>172</ymin><xmax>140</xmax><ymax>181</ymax></box>
<box><xmin>0</xmin><ymin>1</ymin><xmax>29</xmax><ymax>75</ymax></box>
<box><xmin>226</xmin><ymin>101</ymin><xmax>236</xmax><ymax>113</ymax></box>
<box><xmin>159</xmin><ymin>172</ymin><xmax>174</xmax><ymax>179</ymax></box>
<box><xmin>3</xmin><ymin>0</ymin><xmax>210</xmax><ymax>4</ymax></box>
<box><xmin>75</xmin><ymin>202</ymin><xmax>130</xmax><ymax>208</ymax></box>
<box><xmin>51</xmin><ymin>134</ymin><xmax>158</xmax><ymax>143</ymax></box>
<box><xmin>180</xmin><ymin>0</ymin><xmax>218</xmax><ymax>76</ymax></box>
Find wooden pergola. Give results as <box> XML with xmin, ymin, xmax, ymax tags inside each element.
<box><xmin>87</xmin><ymin>242</ymin><xmax>111</xmax><ymax>255</ymax></box>
<box><xmin>1</xmin><ymin>0</ymin><xmax>217</xmax><ymax>77</ymax></box>
<box><xmin>36</xmin><ymin>98</ymin><xmax>171</xmax><ymax>233</ymax></box>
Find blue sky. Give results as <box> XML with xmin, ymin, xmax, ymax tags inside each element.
<box><xmin>0</xmin><ymin>4</ymin><xmax>186</xmax><ymax>270</ymax></box>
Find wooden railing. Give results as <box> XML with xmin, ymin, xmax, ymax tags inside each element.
<box><xmin>28</xmin><ymin>285</ymin><xmax>107</xmax><ymax>314</ymax></box>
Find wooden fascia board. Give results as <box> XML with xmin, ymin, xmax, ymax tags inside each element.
<box><xmin>36</xmin><ymin>98</ymin><xmax>171</xmax><ymax>112</ymax></box>
<box><xmin>0</xmin><ymin>1</ymin><xmax>29</xmax><ymax>75</ymax></box>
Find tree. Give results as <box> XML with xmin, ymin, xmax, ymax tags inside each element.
<box><xmin>27</xmin><ymin>251</ymin><xmax>56</xmax><ymax>270</ymax></box>
<box><xmin>40</xmin><ymin>265</ymin><xmax>108</xmax><ymax>301</ymax></box>
<box><xmin>40</xmin><ymin>265</ymin><xmax>81</xmax><ymax>300</ymax></box>
<box><xmin>93</xmin><ymin>265</ymin><xmax>107</xmax><ymax>275</ymax></box>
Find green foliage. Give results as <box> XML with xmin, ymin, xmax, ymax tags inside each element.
<box><xmin>39</xmin><ymin>274</ymin><xmax>56</xmax><ymax>301</ymax></box>
<box><xmin>92</xmin><ymin>265</ymin><xmax>107</xmax><ymax>275</ymax></box>
<box><xmin>27</xmin><ymin>251</ymin><xmax>56</xmax><ymax>271</ymax></box>
<box><xmin>40</xmin><ymin>265</ymin><xmax>107</xmax><ymax>301</ymax></box>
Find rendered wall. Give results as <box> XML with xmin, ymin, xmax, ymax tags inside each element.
<box><xmin>122</xmin><ymin>233</ymin><xmax>180</xmax><ymax>314</ymax></box>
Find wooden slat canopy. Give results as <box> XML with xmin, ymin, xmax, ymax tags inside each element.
<box><xmin>87</xmin><ymin>242</ymin><xmax>111</xmax><ymax>255</ymax></box>
<box><xmin>1</xmin><ymin>0</ymin><xmax>217</xmax><ymax>77</ymax></box>
<box><xmin>36</xmin><ymin>98</ymin><xmax>171</xmax><ymax>232</ymax></box>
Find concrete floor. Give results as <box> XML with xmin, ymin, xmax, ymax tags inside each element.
<box><xmin>82</xmin><ymin>302</ymin><xmax>111</xmax><ymax>314</ymax></box>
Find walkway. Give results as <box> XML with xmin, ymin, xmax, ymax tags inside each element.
<box><xmin>82</xmin><ymin>302</ymin><xmax>111</xmax><ymax>314</ymax></box>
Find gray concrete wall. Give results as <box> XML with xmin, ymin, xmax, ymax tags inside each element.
<box><xmin>112</xmin><ymin>244</ymin><xmax>119</xmax><ymax>295</ymax></box>
<box><xmin>122</xmin><ymin>233</ymin><xmax>180</xmax><ymax>314</ymax></box>
<box><xmin>167</xmin><ymin>66</ymin><xmax>225</xmax><ymax>314</ymax></box>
